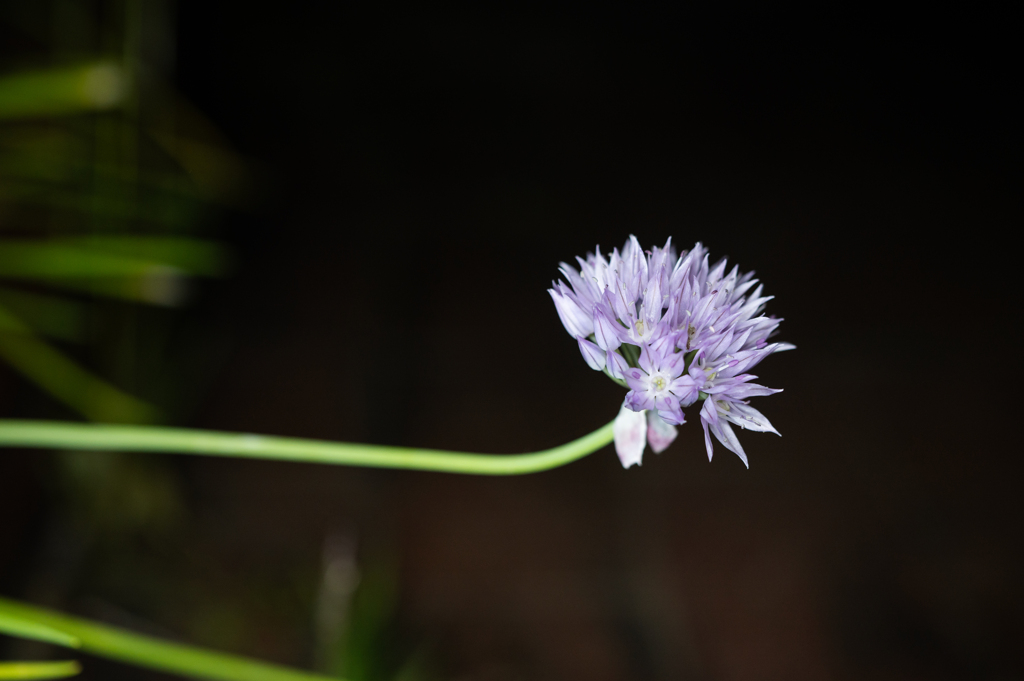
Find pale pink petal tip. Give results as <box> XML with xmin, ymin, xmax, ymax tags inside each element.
<box><xmin>613</xmin><ymin>403</ymin><xmax>647</xmax><ymax>468</ymax></box>
<box><xmin>646</xmin><ymin>411</ymin><xmax>678</xmax><ymax>454</ymax></box>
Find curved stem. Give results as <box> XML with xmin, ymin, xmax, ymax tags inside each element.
<box><xmin>0</xmin><ymin>419</ymin><xmax>615</xmax><ymax>475</ymax></box>
<box><xmin>0</xmin><ymin>597</ymin><xmax>341</xmax><ymax>681</ymax></box>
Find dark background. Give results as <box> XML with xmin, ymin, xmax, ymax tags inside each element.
<box><xmin>2</xmin><ymin>3</ymin><xmax>1022</xmax><ymax>680</ymax></box>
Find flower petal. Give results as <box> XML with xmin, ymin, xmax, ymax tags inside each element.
<box><xmin>613</xmin><ymin>403</ymin><xmax>647</xmax><ymax>468</ymax></box>
<box><xmin>646</xmin><ymin>411</ymin><xmax>678</xmax><ymax>454</ymax></box>
<box><xmin>700</xmin><ymin>398</ymin><xmax>717</xmax><ymax>461</ymax></box>
<box><xmin>625</xmin><ymin>389</ymin><xmax>655</xmax><ymax>412</ymax></box>
<box><xmin>606</xmin><ymin>350</ymin><xmax>629</xmax><ymax>380</ymax></box>
<box><xmin>624</xmin><ymin>367</ymin><xmax>648</xmax><ymax>392</ymax></box>
<box><xmin>711</xmin><ymin>418</ymin><xmax>749</xmax><ymax>468</ymax></box>
<box><xmin>670</xmin><ymin>374</ymin><xmax>701</xmax><ymax>407</ymax></box>
<box><xmin>577</xmin><ymin>337</ymin><xmax>605</xmax><ymax>371</ymax></box>
<box><xmin>654</xmin><ymin>393</ymin><xmax>685</xmax><ymax>425</ymax></box>
<box><xmin>549</xmin><ymin>287</ymin><xmax>592</xmax><ymax>337</ymax></box>
<box><xmin>593</xmin><ymin>306</ymin><xmax>623</xmax><ymax>351</ymax></box>
<box><xmin>725</xmin><ymin>403</ymin><xmax>781</xmax><ymax>435</ymax></box>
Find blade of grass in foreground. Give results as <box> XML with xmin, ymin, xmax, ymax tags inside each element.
<box><xmin>0</xmin><ymin>598</ymin><xmax>344</xmax><ymax>681</ymax></box>
<box><xmin>0</xmin><ymin>612</ymin><xmax>79</xmax><ymax>648</ymax></box>
<box><xmin>0</xmin><ymin>661</ymin><xmax>80</xmax><ymax>680</ymax></box>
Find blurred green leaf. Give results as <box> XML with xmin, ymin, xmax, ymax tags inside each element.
<box><xmin>0</xmin><ymin>62</ymin><xmax>125</xmax><ymax>120</ymax></box>
<box><xmin>0</xmin><ymin>661</ymin><xmax>80</xmax><ymax>679</ymax></box>
<box><xmin>0</xmin><ymin>612</ymin><xmax>79</xmax><ymax>648</ymax></box>
<box><xmin>0</xmin><ymin>237</ymin><xmax>228</xmax><ymax>277</ymax></box>
<box><xmin>57</xmin><ymin>449</ymin><xmax>184</xmax><ymax>536</ymax></box>
<box><xmin>0</xmin><ymin>289</ymin><xmax>84</xmax><ymax>342</ymax></box>
<box><xmin>150</xmin><ymin>133</ymin><xmax>256</xmax><ymax>207</ymax></box>
<box><xmin>0</xmin><ymin>242</ymin><xmax>167</xmax><ymax>278</ymax></box>
<box><xmin>0</xmin><ymin>183</ymin><xmax>200</xmax><ymax>228</ymax></box>
<box><xmin>0</xmin><ymin>240</ymin><xmax>228</xmax><ymax>306</ymax></box>
<box><xmin>0</xmin><ymin>129</ymin><xmax>82</xmax><ymax>183</ymax></box>
<box><xmin>54</xmin><ymin>237</ymin><xmax>228</xmax><ymax>276</ymax></box>
<box><xmin>0</xmin><ymin>302</ymin><xmax>157</xmax><ymax>423</ymax></box>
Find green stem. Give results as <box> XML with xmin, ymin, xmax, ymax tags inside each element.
<box><xmin>0</xmin><ymin>419</ymin><xmax>615</xmax><ymax>475</ymax></box>
<box><xmin>0</xmin><ymin>597</ymin><xmax>340</xmax><ymax>681</ymax></box>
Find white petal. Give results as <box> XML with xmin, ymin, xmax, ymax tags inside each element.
<box><xmin>613</xmin><ymin>403</ymin><xmax>647</xmax><ymax>468</ymax></box>
<box><xmin>646</xmin><ymin>411</ymin><xmax>678</xmax><ymax>454</ymax></box>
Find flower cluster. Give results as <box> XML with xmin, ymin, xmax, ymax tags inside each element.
<box><xmin>550</xmin><ymin>236</ymin><xmax>793</xmax><ymax>468</ymax></box>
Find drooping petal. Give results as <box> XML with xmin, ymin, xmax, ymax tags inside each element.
<box><xmin>577</xmin><ymin>337</ymin><xmax>606</xmax><ymax>371</ymax></box>
<box><xmin>726</xmin><ymin>403</ymin><xmax>781</xmax><ymax>435</ymax></box>
<box><xmin>646</xmin><ymin>411</ymin><xmax>678</xmax><ymax>453</ymax></box>
<box><xmin>700</xmin><ymin>398</ymin><xmax>718</xmax><ymax>461</ymax></box>
<box><xmin>613</xmin><ymin>403</ymin><xmax>647</xmax><ymax>468</ymax></box>
<box><xmin>711</xmin><ymin>418</ymin><xmax>749</xmax><ymax>468</ymax></box>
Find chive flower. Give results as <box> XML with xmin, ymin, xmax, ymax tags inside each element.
<box><xmin>550</xmin><ymin>237</ymin><xmax>793</xmax><ymax>468</ymax></box>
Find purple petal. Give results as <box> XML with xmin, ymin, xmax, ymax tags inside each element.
<box><xmin>671</xmin><ymin>374</ymin><xmax>701</xmax><ymax>407</ymax></box>
<box><xmin>624</xmin><ymin>367</ymin><xmax>648</xmax><ymax>392</ymax></box>
<box><xmin>625</xmin><ymin>389</ymin><xmax>656</xmax><ymax>412</ymax></box>
<box><xmin>726</xmin><ymin>403</ymin><xmax>780</xmax><ymax>435</ymax></box>
<box><xmin>577</xmin><ymin>337</ymin><xmax>605</xmax><ymax>371</ymax></box>
<box><xmin>711</xmin><ymin>419</ymin><xmax>749</xmax><ymax>468</ymax></box>
<box><xmin>654</xmin><ymin>392</ymin><xmax>681</xmax><ymax>419</ymax></box>
<box><xmin>606</xmin><ymin>350</ymin><xmax>629</xmax><ymax>380</ymax></box>
<box><xmin>593</xmin><ymin>306</ymin><xmax>623</xmax><ymax>351</ymax></box>
<box><xmin>638</xmin><ymin>344</ymin><xmax>654</xmax><ymax>373</ymax></box>
<box><xmin>613</xmin><ymin>403</ymin><xmax>647</xmax><ymax>468</ymax></box>
<box><xmin>549</xmin><ymin>288</ymin><xmax>592</xmax><ymax>338</ymax></box>
<box><xmin>700</xmin><ymin>398</ymin><xmax>717</xmax><ymax>461</ymax></box>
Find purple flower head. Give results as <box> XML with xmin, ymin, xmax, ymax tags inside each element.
<box><xmin>550</xmin><ymin>236</ymin><xmax>793</xmax><ymax>468</ymax></box>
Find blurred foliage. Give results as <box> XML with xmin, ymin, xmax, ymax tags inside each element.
<box><xmin>313</xmin><ymin>536</ymin><xmax>432</xmax><ymax>681</ymax></box>
<box><xmin>0</xmin><ymin>3</ymin><xmax>432</xmax><ymax>679</ymax></box>
<box><xmin>0</xmin><ymin>0</ymin><xmax>242</xmax><ymax>638</ymax></box>
<box><xmin>0</xmin><ymin>0</ymin><xmax>231</xmax><ymax>667</ymax></box>
<box><xmin>0</xmin><ymin>1</ymin><xmax>242</xmax><ymax>426</ymax></box>
<box><xmin>0</xmin><ymin>660</ymin><xmax>80</xmax><ymax>679</ymax></box>
<box><xmin>0</xmin><ymin>11</ymin><xmax>233</xmax><ymax>668</ymax></box>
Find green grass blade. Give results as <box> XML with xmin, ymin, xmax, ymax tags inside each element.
<box><xmin>0</xmin><ymin>242</ymin><xmax>171</xmax><ymax>278</ymax></box>
<box><xmin>0</xmin><ymin>289</ymin><xmax>85</xmax><ymax>342</ymax></box>
<box><xmin>0</xmin><ymin>62</ymin><xmax>125</xmax><ymax>120</ymax></box>
<box><xmin>0</xmin><ymin>613</ymin><xmax>80</xmax><ymax>648</ymax></box>
<box><xmin>0</xmin><ymin>303</ymin><xmax>157</xmax><ymax>423</ymax></box>
<box><xmin>0</xmin><ymin>598</ymin><xmax>344</xmax><ymax>681</ymax></box>
<box><xmin>0</xmin><ymin>661</ymin><xmax>80</xmax><ymax>680</ymax></box>
<box><xmin>0</xmin><ymin>241</ymin><xmax>226</xmax><ymax>305</ymax></box>
<box><xmin>51</xmin><ymin>237</ymin><xmax>228</xmax><ymax>276</ymax></box>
